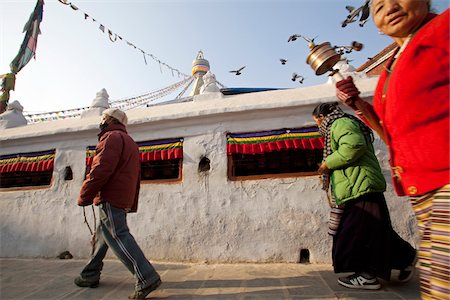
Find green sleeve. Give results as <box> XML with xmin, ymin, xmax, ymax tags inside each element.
<box><xmin>325</xmin><ymin>118</ymin><xmax>367</xmax><ymax>170</ymax></box>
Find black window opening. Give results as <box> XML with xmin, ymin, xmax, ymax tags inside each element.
<box><xmin>227</xmin><ymin>127</ymin><xmax>324</xmax><ymax>180</ymax></box>
<box><xmin>0</xmin><ymin>171</ymin><xmax>53</xmax><ymax>188</ymax></box>
<box><xmin>229</xmin><ymin>149</ymin><xmax>323</xmax><ymax>178</ymax></box>
<box><xmin>141</xmin><ymin>159</ymin><xmax>182</xmax><ymax>181</ymax></box>
<box><xmin>0</xmin><ymin>150</ymin><xmax>55</xmax><ymax>189</ymax></box>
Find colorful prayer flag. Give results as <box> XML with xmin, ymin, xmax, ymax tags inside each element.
<box><xmin>9</xmin><ymin>0</ymin><xmax>44</xmax><ymax>74</ymax></box>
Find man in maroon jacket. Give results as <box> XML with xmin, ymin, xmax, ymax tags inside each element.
<box><xmin>74</xmin><ymin>108</ymin><xmax>161</xmax><ymax>299</ymax></box>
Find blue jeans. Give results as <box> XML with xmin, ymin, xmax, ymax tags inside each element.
<box><xmin>79</xmin><ymin>203</ymin><xmax>160</xmax><ymax>291</ymax></box>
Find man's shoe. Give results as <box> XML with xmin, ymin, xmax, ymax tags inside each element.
<box><xmin>398</xmin><ymin>253</ymin><xmax>418</xmax><ymax>282</ymax></box>
<box><xmin>128</xmin><ymin>278</ymin><xmax>162</xmax><ymax>299</ymax></box>
<box><xmin>74</xmin><ymin>276</ymin><xmax>99</xmax><ymax>288</ymax></box>
<box><xmin>338</xmin><ymin>273</ymin><xmax>381</xmax><ymax>290</ymax></box>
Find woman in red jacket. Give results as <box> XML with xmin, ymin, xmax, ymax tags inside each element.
<box><xmin>335</xmin><ymin>1</ymin><xmax>449</xmax><ymax>299</ymax></box>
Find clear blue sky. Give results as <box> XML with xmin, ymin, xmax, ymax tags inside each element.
<box><xmin>1</xmin><ymin>0</ymin><xmax>448</xmax><ymax>113</ymax></box>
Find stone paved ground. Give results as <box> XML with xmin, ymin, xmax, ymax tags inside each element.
<box><xmin>0</xmin><ymin>258</ymin><xmax>420</xmax><ymax>300</ymax></box>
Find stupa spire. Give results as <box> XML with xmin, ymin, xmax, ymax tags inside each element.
<box><xmin>189</xmin><ymin>51</ymin><xmax>210</xmax><ymax>96</ymax></box>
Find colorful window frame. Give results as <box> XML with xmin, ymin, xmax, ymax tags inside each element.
<box><xmin>227</xmin><ymin>127</ymin><xmax>324</xmax><ymax>180</ymax></box>
<box><xmin>0</xmin><ymin>149</ymin><xmax>55</xmax><ymax>189</ymax></box>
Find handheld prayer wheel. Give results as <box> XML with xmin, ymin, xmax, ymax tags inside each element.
<box><xmin>306</xmin><ymin>42</ymin><xmax>342</xmax><ymax>77</ymax></box>
<box><xmin>304</xmin><ymin>38</ymin><xmax>386</xmax><ymax>143</ymax></box>
<box><xmin>306</xmin><ymin>40</ymin><xmax>363</xmax><ymax>80</ymax></box>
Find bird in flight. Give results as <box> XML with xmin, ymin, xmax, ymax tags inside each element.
<box><xmin>341</xmin><ymin>0</ymin><xmax>370</xmax><ymax>27</ymax></box>
<box><xmin>291</xmin><ymin>72</ymin><xmax>305</xmax><ymax>84</ymax></box>
<box><xmin>229</xmin><ymin>66</ymin><xmax>246</xmax><ymax>76</ymax></box>
<box><xmin>287</xmin><ymin>34</ymin><xmax>302</xmax><ymax>42</ymax></box>
<box><xmin>288</xmin><ymin>34</ymin><xmax>317</xmax><ymax>48</ymax></box>
<box><xmin>280</xmin><ymin>58</ymin><xmax>288</xmax><ymax>65</ymax></box>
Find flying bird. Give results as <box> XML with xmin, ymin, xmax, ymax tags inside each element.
<box><xmin>280</xmin><ymin>58</ymin><xmax>288</xmax><ymax>65</ymax></box>
<box><xmin>292</xmin><ymin>72</ymin><xmax>305</xmax><ymax>84</ymax></box>
<box><xmin>342</xmin><ymin>6</ymin><xmax>358</xmax><ymax>27</ymax></box>
<box><xmin>359</xmin><ymin>1</ymin><xmax>370</xmax><ymax>26</ymax></box>
<box><xmin>229</xmin><ymin>66</ymin><xmax>246</xmax><ymax>76</ymax></box>
<box><xmin>341</xmin><ymin>0</ymin><xmax>370</xmax><ymax>27</ymax></box>
<box><xmin>287</xmin><ymin>34</ymin><xmax>301</xmax><ymax>42</ymax></box>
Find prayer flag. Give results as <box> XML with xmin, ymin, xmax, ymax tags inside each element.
<box><xmin>10</xmin><ymin>0</ymin><xmax>44</xmax><ymax>74</ymax></box>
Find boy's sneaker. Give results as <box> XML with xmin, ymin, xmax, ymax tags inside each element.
<box><xmin>74</xmin><ymin>276</ymin><xmax>99</xmax><ymax>288</ymax></box>
<box><xmin>128</xmin><ymin>278</ymin><xmax>162</xmax><ymax>299</ymax></box>
<box><xmin>398</xmin><ymin>253</ymin><xmax>418</xmax><ymax>282</ymax></box>
<box><xmin>338</xmin><ymin>273</ymin><xmax>381</xmax><ymax>290</ymax></box>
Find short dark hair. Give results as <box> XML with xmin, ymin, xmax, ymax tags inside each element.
<box><xmin>312</xmin><ymin>102</ymin><xmax>339</xmax><ymax>117</ymax></box>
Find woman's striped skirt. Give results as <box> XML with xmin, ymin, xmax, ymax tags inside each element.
<box><xmin>411</xmin><ymin>184</ymin><xmax>450</xmax><ymax>300</ymax></box>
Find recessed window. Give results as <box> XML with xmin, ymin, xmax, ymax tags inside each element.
<box><xmin>139</xmin><ymin>138</ymin><xmax>183</xmax><ymax>182</ymax></box>
<box><xmin>141</xmin><ymin>159</ymin><xmax>182</xmax><ymax>181</ymax></box>
<box><xmin>86</xmin><ymin>138</ymin><xmax>183</xmax><ymax>183</ymax></box>
<box><xmin>64</xmin><ymin>166</ymin><xmax>73</xmax><ymax>181</ymax></box>
<box><xmin>198</xmin><ymin>156</ymin><xmax>211</xmax><ymax>173</ymax></box>
<box><xmin>0</xmin><ymin>150</ymin><xmax>55</xmax><ymax>189</ymax></box>
<box><xmin>227</xmin><ymin>127</ymin><xmax>323</xmax><ymax>180</ymax></box>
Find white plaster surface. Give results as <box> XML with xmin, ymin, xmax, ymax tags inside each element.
<box><xmin>0</xmin><ymin>78</ymin><xmax>418</xmax><ymax>263</ymax></box>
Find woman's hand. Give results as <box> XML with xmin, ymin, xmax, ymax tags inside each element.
<box><xmin>336</xmin><ymin>76</ymin><xmax>360</xmax><ymax>108</ymax></box>
<box><xmin>318</xmin><ymin>162</ymin><xmax>330</xmax><ymax>174</ymax></box>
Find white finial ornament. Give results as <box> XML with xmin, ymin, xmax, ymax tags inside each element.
<box><xmin>91</xmin><ymin>88</ymin><xmax>109</xmax><ymax>108</ymax></box>
<box><xmin>80</xmin><ymin>88</ymin><xmax>111</xmax><ymax>119</ymax></box>
<box><xmin>200</xmin><ymin>71</ymin><xmax>220</xmax><ymax>94</ymax></box>
<box><xmin>0</xmin><ymin>100</ymin><xmax>28</xmax><ymax>129</ymax></box>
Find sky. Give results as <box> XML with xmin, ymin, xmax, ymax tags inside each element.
<box><xmin>1</xmin><ymin>0</ymin><xmax>448</xmax><ymax>113</ymax></box>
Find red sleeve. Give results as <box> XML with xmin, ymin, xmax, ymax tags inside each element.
<box><xmin>78</xmin><ymin>132</ymin><xmax>123</xmax><ymax>206</ymax></box>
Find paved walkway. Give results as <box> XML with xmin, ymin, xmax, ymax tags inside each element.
<box><xmin>0</xmin><ymin>258</ymin><xmax>420</xmax><ymax>299</ymax></box>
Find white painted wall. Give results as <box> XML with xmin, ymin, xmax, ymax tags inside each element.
<box><xmin>0</xmin><ymin>78</ymin><xmax>418</xmax><ymax>263</ymax></box>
